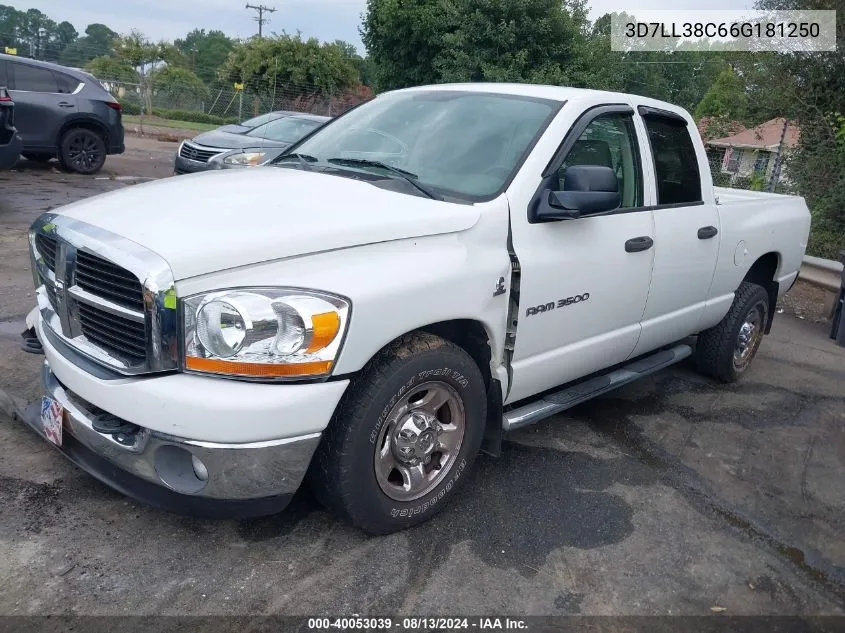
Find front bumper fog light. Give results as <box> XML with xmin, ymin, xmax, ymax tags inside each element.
<box><xmin>192</xmin><ymin>455</ymin><xmax>209</xmax><ymax>482</ymax></box>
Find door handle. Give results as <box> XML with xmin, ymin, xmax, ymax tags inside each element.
<box><xmin>698</xmin><ymin>225</ymin><xmax>718</xmax><ymax>239</ymax></box>
<box><xmin>625</xmin><ymin>236</ymin><xmax>654</xmax><ymax>253</ymax></box>
<box><xmin>57</xmin><ymin>102</ymin><xmax>75</xmax><ymax>108</ymax></box>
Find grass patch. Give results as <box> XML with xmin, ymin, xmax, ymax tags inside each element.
<box><xmin>123</xmin><ymin>115</ymin><xmax>218</xmax><ymax>132</ymax></box>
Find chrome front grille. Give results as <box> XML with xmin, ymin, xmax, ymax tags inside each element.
<box><xmin>77</xmin><ymin>302</ymin><xmax>147</xmax><ymax>363</ymax></box>
<box><xmin>179</xmin><ymin>141</ymin><xmax>224</xmax><ymax>163</ymax></box>
<box><xmin>29</xmin><ymin>213</ymin><xmax>178</xmax><ymax>375</ymax></box>
<box><xmin>36</xmin><ymin>233</ymin><xmax>57</xmax><ymax>272</ymax></box>
<box><xmin>76</xmin><ymin>250</ymin><xmax>145</xmax><ymax>311</ymax></box>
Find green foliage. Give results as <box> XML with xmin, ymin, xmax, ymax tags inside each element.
<box><xmin>361</xmin><ymin>0</ymin><xmax>453</xmax><ymax>90</ymax></box>
<box><xmin>749</xmin><ymin>169</ymin><xmax>767</xmax><ymax>191</ymax></box>
<box><xmin>733</xmin><ymin>0</ymin><xmax>845</xmax><ymax>259</ymax></box>
<box><xmin>435</xmin><ymin>0</ymin><xmax>588</xmax><ymax>84</ymax></box>
<box><xmin>694</xmin><ymin>68</ymin><xmax>748</xmax><ymax>121</ymax></box>
<box><xmin>362</xmin><ymin>0</ymin><xmax>591</xmax><ymax>90</ymax></box>
<box><xmin>150</xmin><ymin>66</ymin><xmax>208</xmax><ymax>109</ymax></box>
<box><xmin>220</xmin><ymin>34</ymin><xmax>360</xmax><ymax>96</ymax></box>
<box><xmin>0</xmin><ymin>5</ymin><xmax>75</xmax><ymax>63</ymax></box>
<box><xmin>85</xmin><ymin>55</ymin><xmax>139</xmax><ymax>82</ymax></box>
<box><xmin>174</xmin><ymin>29</ymin><xmax>235</xmax><ymax>84</ymax></box>
<box><xmin>60</xmin><ymin>23</ymin><xmax>118</xmax><ymax>67</ymax></box>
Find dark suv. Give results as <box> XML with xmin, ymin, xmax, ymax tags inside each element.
<box><xmin>0</xmin><ymin>54</ymin><xmax>124</xmax><ymax>174</ymax></box>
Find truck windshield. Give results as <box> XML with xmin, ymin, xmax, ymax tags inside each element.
<box><xmin>275</xmin><ymin>90</ymin><xmax>561</xmax><ymax>201</ymax></box>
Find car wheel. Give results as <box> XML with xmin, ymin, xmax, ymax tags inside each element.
<box><xmin>309</xmin><ymin>332</ymin><xmax>487</xmax><ymax>534</ymax></box>
<box><xmin>59</xmin><ymin>128</ymin><xmax>106</xmax><ymax>174</ymax></box>
<box><xmin>695</xmin><ymin>281</ymin><xmax>770</xmax><ymax>383</ymax></box>
<box><xmin>22</xmin><ymin>152</ymin><xmax>54</xmax><ymax>163</ymax></box>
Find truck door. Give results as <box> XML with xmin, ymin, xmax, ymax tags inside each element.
<box><xmin>506</xmin><ymin>105</ymin><xmax>656</xmax><ymax>404</ymax></box>
<box><xmin>630</xmin><ymin>106</ymin><xmax>720</xmax><ymax>357</ymax></box>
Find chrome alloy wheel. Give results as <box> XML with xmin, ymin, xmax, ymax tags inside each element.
<box><xmin>374</xmin><ymin>381</ymin><xmax>465</xmax><ymax>501</ymax></box>
<box><xmin>733</xmin><ymin>303</ymin><xmax>765</xmax><ymax>371</ymax></box>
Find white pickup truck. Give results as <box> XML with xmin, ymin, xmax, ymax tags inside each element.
<box><xmin>21</xmin><ymin>83</ymin><xmax>810</xmax><ymax>534</ymax></box>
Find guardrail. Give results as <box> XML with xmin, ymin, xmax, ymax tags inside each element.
<box><xmin>799</xmin><ymin>255</ymin><xmax>843</xmax><ymax>293</ymax></box>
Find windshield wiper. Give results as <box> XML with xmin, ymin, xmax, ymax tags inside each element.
<box><xmin>326</xmin><ymin>157</ymin><xmax>443</xmax><ymax>201</ymax></box>
<box><xmin>274</xmin><ymin>153</ymin><xmax>318</xmax><ymax>171</ymax></box>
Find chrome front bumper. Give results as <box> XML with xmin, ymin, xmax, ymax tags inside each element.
<box><xmin>21</xmin><ymin>361</ymin><xmax>322</xmax><ymax>518</ymax></box>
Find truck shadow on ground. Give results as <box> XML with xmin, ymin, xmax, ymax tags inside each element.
<box><xmin>238</xmin><ymin>440</ymin><xmax>658</xmax><ymax>579</ymax></box>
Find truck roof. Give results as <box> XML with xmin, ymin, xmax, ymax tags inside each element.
<box><xmin>394</xmin><ymin>82</ymin><xmax>691</xmax><ymax>119</ymax></box>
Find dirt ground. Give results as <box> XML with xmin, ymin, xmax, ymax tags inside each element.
<box><xmin>0</xmin><ymin>145</ymin><xmax>843</xmax><ymax>617</ymax></box>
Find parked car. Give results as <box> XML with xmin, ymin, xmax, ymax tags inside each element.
<box><xmin>0</xmin><ymin>86</ymin><xmax>21</xmax><ymax>169</ymax></box>
<box><xmin>174</xmin><ymin>112</ymin><xmax>329</xmax><ymax>174</ymax></box>
<box><xmin>0</xmin><ymin>54</ymin><xmax>124</xmax><ymax>174</ymax></box>
<box><xmin>22</xmin><ymin>84</ymin><xmax>811</xmax><ymax>535</ymax></box>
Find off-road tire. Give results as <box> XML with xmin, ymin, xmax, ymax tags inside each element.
<box><xmin>695</xmin><ymin>281</ymin><xmax>770</xmax><ymax>383</ymax></box>
<box><xmin>59</xmin><ymin>128</ymin><xmax>106</xmax><ymax>174</ymax></box>
<box><xmin>308</xmin><ymin>332</ymin><xmax>487</xmax><ymax>535</ymax></box>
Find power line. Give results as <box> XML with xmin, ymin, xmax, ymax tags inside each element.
<box><xmin>245</xmin><ymin>3</ymin><xmax>277</xmax><ymax>38</ymax></box>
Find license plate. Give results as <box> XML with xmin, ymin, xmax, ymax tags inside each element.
<box><xmin>40</xmin><ymin>396</ymin><xmax>64</xmax><ymax>447</ymax></box>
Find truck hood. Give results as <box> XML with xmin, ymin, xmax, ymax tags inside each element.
<box><xmin>55</xmin><ymin>168</ymin><xmax>480</xmax><ymax>280</ymax></box>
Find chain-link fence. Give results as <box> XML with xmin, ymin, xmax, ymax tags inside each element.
<box><xmin>97</xmin><ymin>75</ymin><xmax>372</xmax><ymax>124</ymax></box>
<box><xmin>704</xmin><ymin>145</ymin><xmax>794</xmax><ymax>194</ymax></box>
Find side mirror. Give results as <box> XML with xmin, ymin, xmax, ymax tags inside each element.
<box><xmin>537</xmin><ymin>165</ymin><xmax>621</xmax><ymax>221</ymax></box>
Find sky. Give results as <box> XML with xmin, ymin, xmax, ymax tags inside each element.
<box><xmin>20</xmin><ymin>0</ymin><xmax>749</xmax><ymax>54</ymax></box>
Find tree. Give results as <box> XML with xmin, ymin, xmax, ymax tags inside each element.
<box><xmin>434</xmin><ymin>0</ymin><xmax>590</xmax><ymax>85</ymax></box>
<box><xmin>174</xmin><ymin>29</ymin><xmax>234</xmax><ymax>84</ymax></box>
<box><xmin>113</xmin><ymin>30</ymin><xmax>170</xmax><ymax>114</ymax></box>
<box><xmin>220</xmin><ymin>33</ymin><xmax>360</xmax><ymax>96</ymax></box>
<box><xmin>60</xmin><ymin>23</ymin><xmax>119</xmax><ymax>67</ymax></box>
<box><xmin>85</xmin><ymin>55</ymin><xmax>140</xmax><ymax>83</ymax></box>
<box><xmin>150</xmin><ymin>65</ymin><xmax>208</xmax><ymax>109</ymax></box>
<box><xmin>361</xmin><ymin>0</ymin><xmax>454</xmax><ymax>90</ymax></box>
<box><xmin>55</xmin><ymin>21</ymin><xmax>78</xmax><ymax>51</ymax></box>
<box><xmin>731</xmin><ymin>0</ymin><xmax>845</xmax><ymax>257</ymax></box>
<box><xmin>694</xmin><ymin>68</ymin><xmax>748</xmax><ymax>121</ymax></box>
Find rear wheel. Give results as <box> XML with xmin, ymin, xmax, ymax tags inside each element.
<box><xmin>309</xmin><ymin>332</ymin><xmax>487</xmax><ymax>534</ymax></box>
<box><xmin>59</xmin><ymin>128</ymin><xmax>106</xmax><ymax>174</ymax></box>
<box><xmin>695</xmin><ymin>281</ymin><xmax>770</xmax><ymax>382</ymax></box>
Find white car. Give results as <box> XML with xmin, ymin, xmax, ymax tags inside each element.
<box><xmin>22</xmin><ymin>83</ymin><xmax>810</xmax><ymax>534</ymax></box>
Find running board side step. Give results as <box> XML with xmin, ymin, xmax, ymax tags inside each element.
<box><xmin>503</xmin><ymin>344</ymin><xmax>693</xmax><ymax>431</ymax></box>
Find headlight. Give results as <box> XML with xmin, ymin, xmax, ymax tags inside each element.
<box><xmin>183</xmin><ymin>288</ymin><xmax>350</xmax><ymax>380</ymax></box>
<box><xmin>222</xmin><ymin>149</ymin><xmax>269</xmax><ymax>166</ymax></box>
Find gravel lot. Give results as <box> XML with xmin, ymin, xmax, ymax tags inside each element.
<box><xmin>0</xmin><ymin>140</ymin><xmax>843</xmax><ymax>617</ymax></box>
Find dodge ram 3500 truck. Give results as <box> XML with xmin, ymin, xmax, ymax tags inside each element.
<box><xmin>21</xmin><ymin>83</ymin><xmax>810</xmax><ymax>534</ymax></box>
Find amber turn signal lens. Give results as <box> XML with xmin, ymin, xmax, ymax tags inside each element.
<box><xmin>185</xmin><ymin>356</ymin><xmax>333</xmax><ymax>377</ymax></box>
<box><xmin>306</xmin><ymin>311</ymin><xmax>341</xmax><ymax>353</ymax></box>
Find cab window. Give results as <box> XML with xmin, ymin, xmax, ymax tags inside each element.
<box><xmin>642</xmin><ymin>115</ymin><xmax>702</xmax><ymax>205</ymax></box>
<box><xmin>558</xmin><ymin>113</ymin><xmax>643</xmax><ymax>208</ymax></box>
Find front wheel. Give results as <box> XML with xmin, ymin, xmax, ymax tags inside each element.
<box><xmin>695</xmin><ymin>281</ymin><xmax>770</xmax><ymax>382</ymax></box>
<box><xmin>59</xmin><ymin>128</ymin><xmax>106</xmax><ymax>174</ymax></box>
<box><xmin>308</xmin><ymin>332</ymin><xmax>487</xmax><ymax>534</ymax></box>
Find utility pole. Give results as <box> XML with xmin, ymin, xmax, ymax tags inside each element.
<box><xmin>767</xmin><ymin>118</ymin><xmax>789</xmax><ymax>193</ymax></box>
<box><xmin>245</xmin><ymin>3</ymin><xmax>277</xmax><ymax>38</ymax></box>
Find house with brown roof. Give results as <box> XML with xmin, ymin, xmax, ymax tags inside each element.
<box><xmin>705</xmin><ymin>118</ymin><xmax>799</xmax><ymax>184</ymax></box>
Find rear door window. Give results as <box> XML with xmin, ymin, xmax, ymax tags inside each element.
<box><xmin>10</xmin><ymin>63</ymin><xmax>59</xmax><ymax>93</ymax></box>
<box><xmin>642</xmin><ymin>115</ymin><xmax>702</xmax><ymax>205</ymax></box>
<box><xmin>54</xmin><ymin>72</ymin><xmax>80</xmax><ymax>94</ymax></box>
